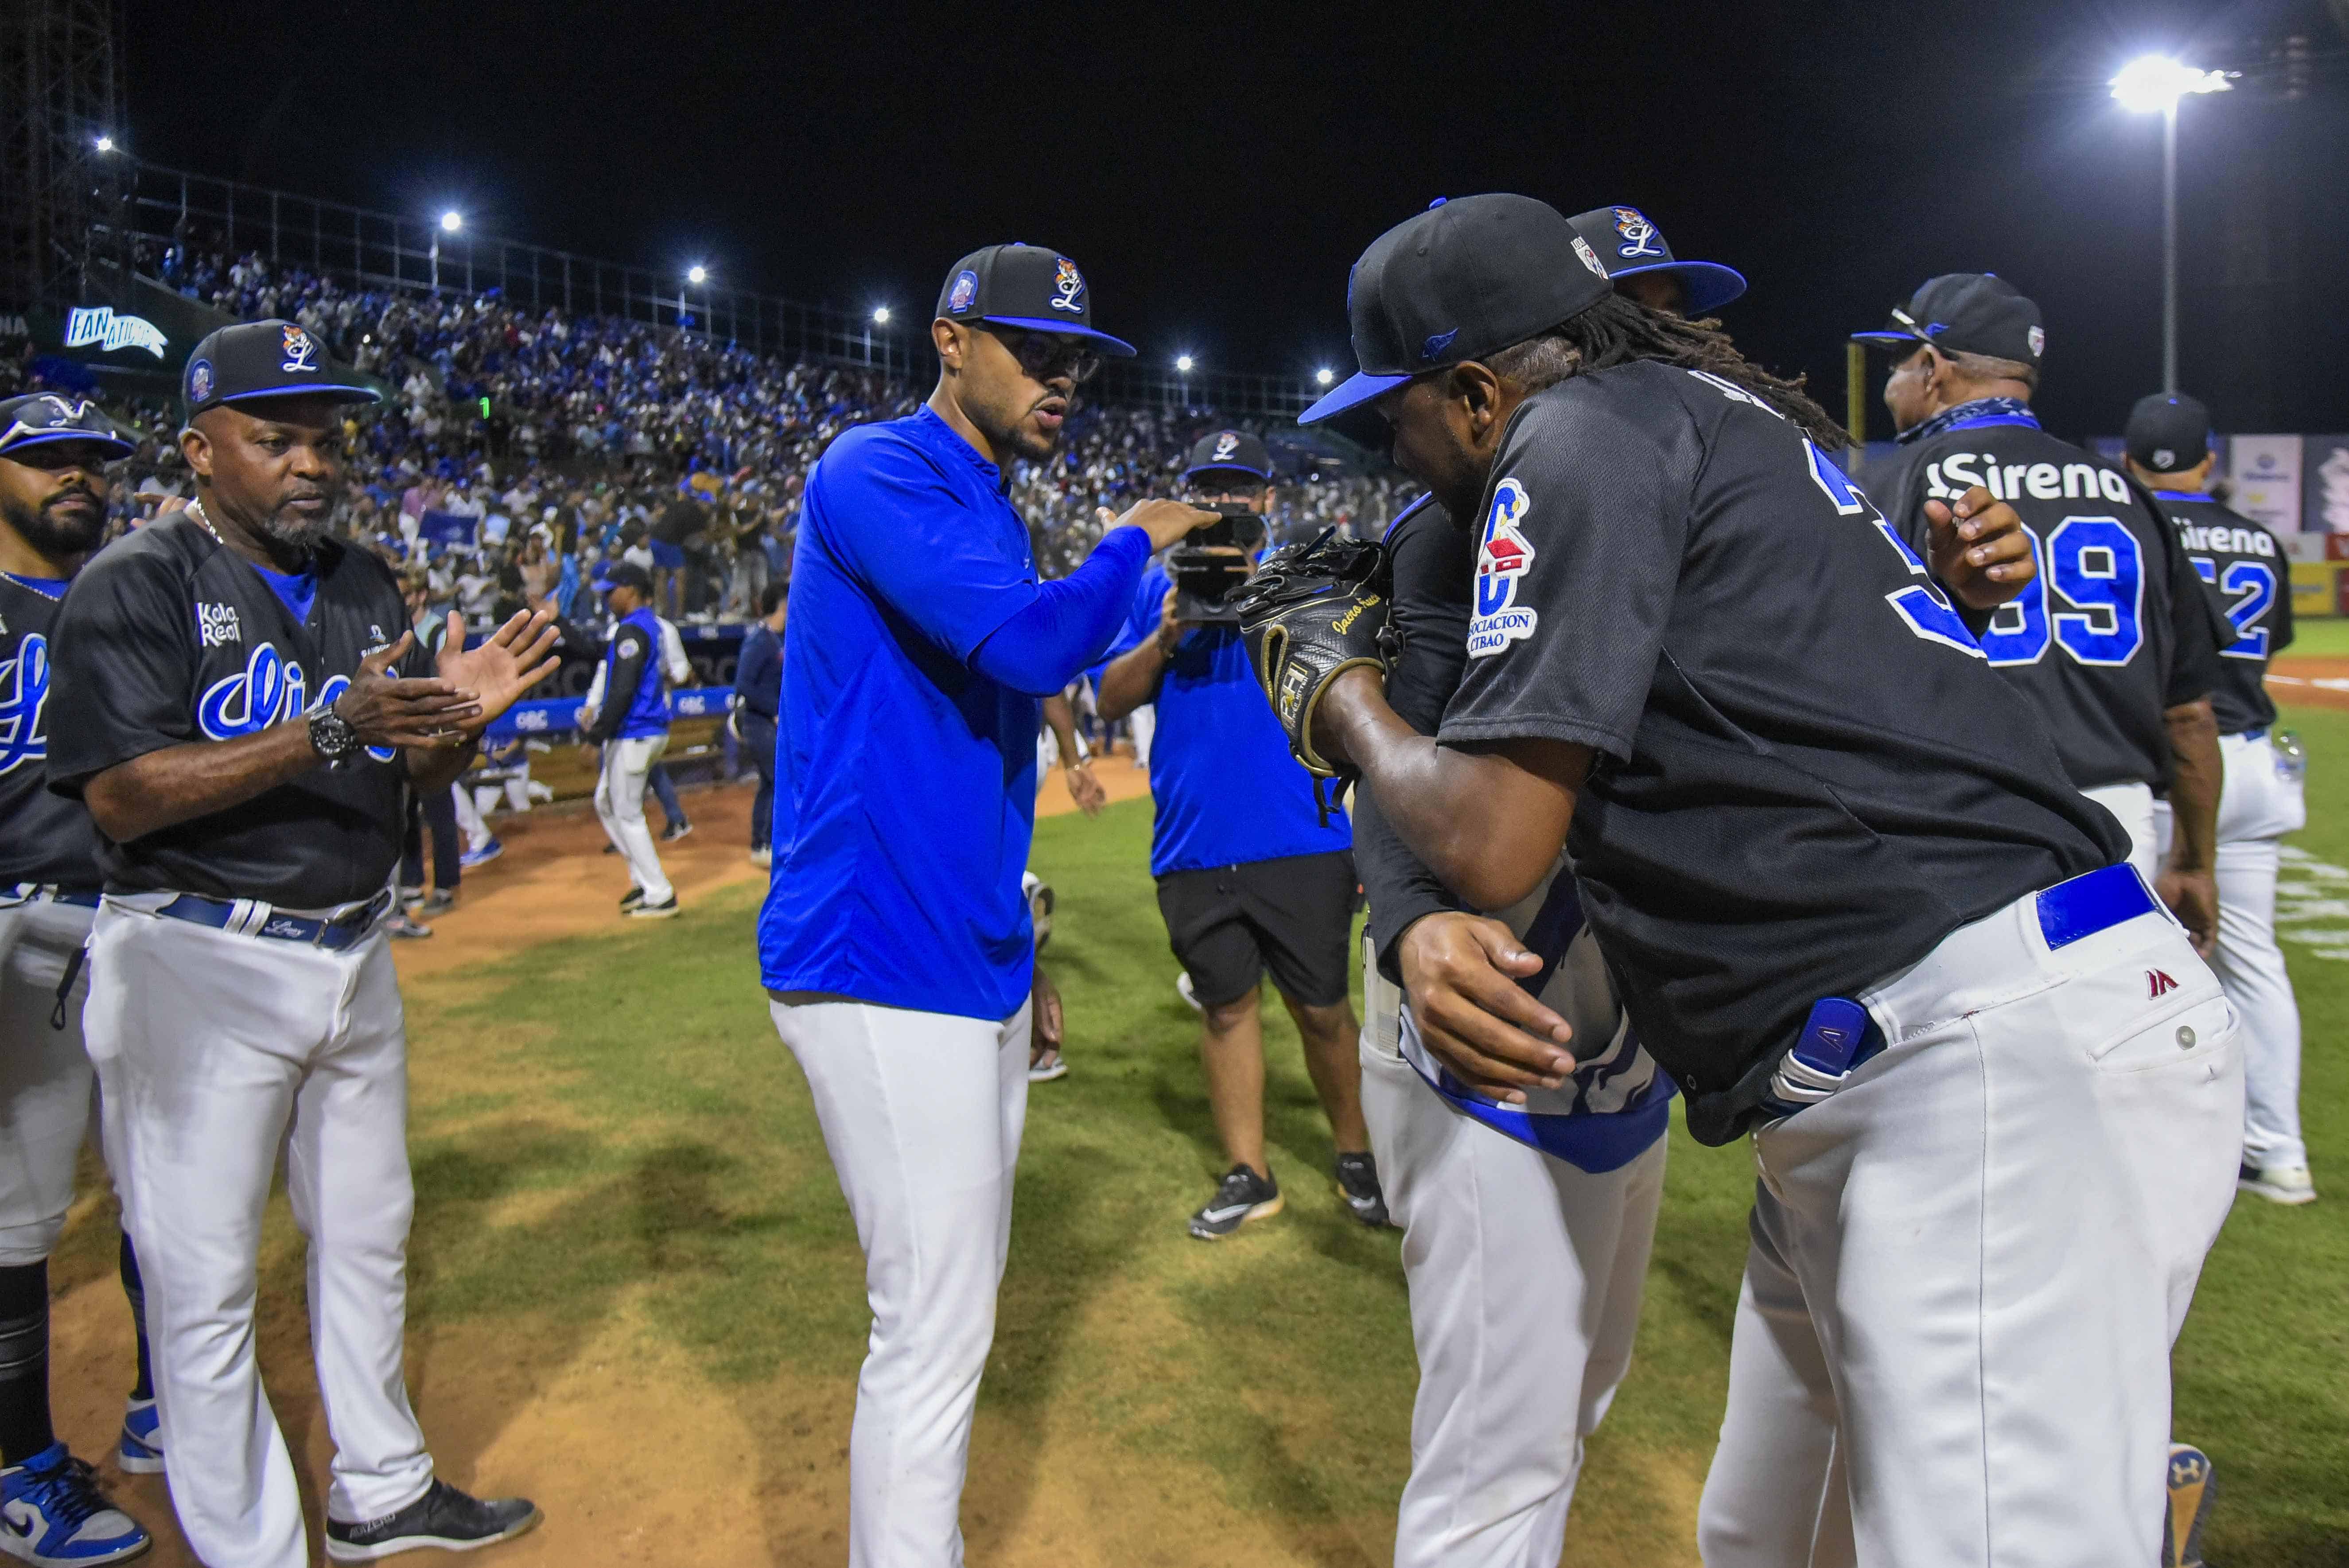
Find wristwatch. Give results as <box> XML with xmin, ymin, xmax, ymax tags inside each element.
<box><xmin>308</xmin><ymin>706</ymin><xmax>362</xmax><ymax>765</ymax></box>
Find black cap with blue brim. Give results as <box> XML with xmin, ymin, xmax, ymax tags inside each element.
<box><xmin>182</xmin><ymin>319</ymin><xmax>383</xmax><ymax>421</ymax></box>
<box><xmin>1182</xmin><ymin>429</ymin><xmax>1274</xmax><ymax>483</ymax></box>
<box><xmin>1851</xmin><ymin>273</ymin><xmax>2046</xmax><ymax>368</ymax></box>
<box><xmin>1565</xmin><ymin>204</ymin><xmax>1746</xmax><ymax>316</ymax></box>
<box><xmin>934</xmin><ymin>243</ymin><xmax>1137</xmax><ymax>357</ymax></box>
<box><xmin>1299</xmin><ymin>194</ymin><xmax>1614</xmax><ymax>426</ymax></box>
<box><xmin>0</xmin><ymin>393</ymin><xmax>137</xmax><ymax>461</ymax></box>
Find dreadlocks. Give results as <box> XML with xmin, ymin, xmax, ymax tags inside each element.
<box><xmin>1486</xmin><ymin>294</ymin><xmax>1851</xmax><ymax>451</ymax></box>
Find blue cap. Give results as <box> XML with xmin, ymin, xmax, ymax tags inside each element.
<box><xmin>1564</xmin><ymin>205</ymin><xmax>1746</xmax><ymax>316</ymax></box>
<box><xmin>0</xmin><ymin>392</ymin><xmax>137</xmax><ymax>461</ymax></box>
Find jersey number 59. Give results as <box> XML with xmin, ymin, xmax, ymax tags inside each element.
<box><xmin>1975</xmin><ymin>520</ymin><xmax>2145</xmax><ymax>669</ymax></box>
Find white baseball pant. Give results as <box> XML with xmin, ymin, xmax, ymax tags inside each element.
<box><xmin>0</xmin><ymin>894</ymin><xmax>101</xmax><ymax>1266</ymax></box>
<box><xmin>595</xmin><ymin>732</ymin><xmax>673</xmax><ymax>903</ymax></box>
<box><xmin>85</xmin><ymin>898</ymin><xmax>434</xmax><ymax>1568</ymax></box>
<box><xmin>768</xmin><ymin>992</ymin><xmax>1031</xmax><ymax>1568</ymax></box>
<box><xmin>1696</xmin><ymin>881</ymin><xmax>2242</xmax><ymax>1568</ymax></box>
<box><xmin>1129</xmin><ymin>702</ymin><xmax>1156</xmax><ymax>769</ymax></box>
<box><xmin>2081</xmin><ymin>779</ymin><xmax>2158</xmax><ymax>881</ymax></box>
<box><xmin>2153</xmin><ymin>728</ymin><xmax>2308</xmax><ymax>1170</ymax></box>
<box><xmin>1360</xmin><ymin>944</ymin><xmax>1663</xmax><ymax>1568</ymax></box>
<box><xmin>451</xmin><ymin>778</ymin><xmax>494</xmax><ymax>853</ymax></box>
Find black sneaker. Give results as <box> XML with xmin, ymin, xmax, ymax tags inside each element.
<box><xmin>619</xmin><ymin>887</ymin><xmax>645</xmax><ymax>911</ymax></box>
<box><xmin>1335</xmin><ymin>1152</ymin><xmax>1392</xmax><ymax>1229</ymax></box>
<box><xmin>1188</xmin><ymin>1163</ymin><xmax>1283</xmax><ymax>1240</ymax></box>
<box><xmin>626</xmin><ymin>894</ymin><xmax>680</xmax><ymax>920</ymax></box>
<box><xmin>660</xmin><ymin>820</ymin><xmax>693</xmax><ymax>843</ymax></box>
<box><xmin>323</xmin><ymin>1478</ymin><xmax>539</xmax><ymax>1561</ymax></box>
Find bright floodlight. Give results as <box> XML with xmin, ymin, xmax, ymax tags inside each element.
<box><xmin>2111</xmin><ymin>55</ymin><xmax>2232</xmax><ymax>113</ymax></box>
<box><xmin>872</xmin><ymin>306</ymin><xmax>891</xmax><ymax>325</ymax></box>
<box><xmin>93</xmin><ymin>135</ymin><xmax>114</xmax><ymax>153</ymax></box>
<box><xmin>1175</xmin><ymin>354</ymin><xmax>1194</xmax><ymax>373</ymax></box>
<box><xmin>1315</xmin><ymin>367</ymin><xmax>1334</xmax><ymax>386</ymax></box>
<box><xmin>439</xmin><ymin>210</ymin><xmax>463</xmax><ymax>233</ymax></box>
<box><xmin>687</xmin><ymin>265</ymin><xmax>708</xmax><ymax>285</ymax></box>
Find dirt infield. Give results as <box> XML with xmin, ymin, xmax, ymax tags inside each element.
<box><xmin>2265</xmin><ymin>657</ymin><xmax>2349</xmax><ymax>712</ymax></box>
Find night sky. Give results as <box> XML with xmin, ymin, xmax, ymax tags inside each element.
<box><xmin>121</xmin><ymin>0</ymin><xmax>2349</xmax><ymax>438</ymax></box>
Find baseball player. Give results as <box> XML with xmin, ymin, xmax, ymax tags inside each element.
<box><xmin>1095</xmin><ymin>428</ymin><xmax>1381</xmax><ymax>1238</ymax></box>
<box><xmin>1255</xmin><ymin>195</ymin><xmax>2241</xmax><ymax>1565</ymax></box>
<box><xmin>44</xmin><ymin>321</ymin><xmax>556</xmax><ymax>1568</ymax></box>
<box><xmin>732</xmin><ymin>579</ymin><xmax>787</xmax><ymax>868</ymax></box>
<box><xmin>584</xmin><ymin>590</ymin><xmax>695</xmax><ymax>846</ymax></box>
<box><xmin>582</xmin><ymin>560</ymin><xmax>678</xmax><ymax>918</ymax></box>
<box><xmin>1337</xmin><ymin>208</ymin><xmax>1746</xmax><ymax>1563</ymax></box>
<box><xmin>0</xmin><ymin>394</ymin><xmax>153</xmax><ymax>1567</ymax></box>
<box><xmin>759</xmin><ymin>243</ymin><xmax>1208</xmax><ymax>1566</ymax></box>
<box><xmin>1855</xmin><ymin>275</ymin><xmax>2231</xmax><ymax>950</ymax></box>
<box><xmin>2128</xmin><ymin>392</ymin><xmax>2313</xmax><ymax>1205</ymax></box>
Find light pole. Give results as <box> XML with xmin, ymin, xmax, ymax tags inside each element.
<box><xmin>2110</xmin><ymin>55</ymin><xmax>2232</xmax><ymax>393</ymax></box>
<box><xmin>431</xmin><ymin>210</ymin><xmax>462</xmax><ymax>294</ymax></box>
<box><xmin>684</xmin><ymin>265</ymin><xmax>707</xmax><ymax>334</ymax></box>
<box><xmin>868</xmin><ymin>306</ymin><xmax>890</xmax><ymax>373</ymax></box>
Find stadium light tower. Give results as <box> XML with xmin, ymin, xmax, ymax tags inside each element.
<box><xmin>871</xmin><ymin>306</ymin><xmax>890</xmax><ymax>325</ymax></box>
<box><xmin>1175</xmin><ymin>354</ymin><xmax>1194</xmax><ymax>373</ymax></box>
<box><xmin>1314</xmin><ymin>367</ymin><xmax>1334</xmax><ymax>387</ymax></box>
<box><xmin>2112</xmin><ymin>54</ymin><xmax>2232</xmax><ymax>392</ymax></box>
<box><xmin>429</xmin><ymin>210</ymin><xmax>463</xmax><ymax>294</ymax></box>
<box><xmin>92</xmin><ymin>135</ymin><xmax>112</xmax><ymax>152</ymax></box>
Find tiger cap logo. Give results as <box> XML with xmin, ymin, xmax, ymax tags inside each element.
<box><xmin>280</xmin><ymin>324</ymin><xmax>320</xmax><ymax>373</ymax></box>
<box><xmin>1614</xmin><ymin>206</ymin><xmax>1664</xmax><ymax>259</ymax></box>
<box><xmin>1048</xmin><ymin>257</ymin><xmax>1086</xmax><ymax>314</ymax></box>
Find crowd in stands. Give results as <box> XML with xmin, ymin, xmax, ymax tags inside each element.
<box><xmin>5</xmin><ymin>246</ymin><xmax>1416</xmax><ymax>617</ymax></box>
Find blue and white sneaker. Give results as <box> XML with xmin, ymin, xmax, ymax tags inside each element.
<box><xmin>0</xmin><ymin>1442</ymin><xmax>150</xmax><ymax>1565</ymax></box>
<box><xmin>458</xmin><ymin>837</ymin><xmax>504</xmax><ymax>869</ymax></box>
<box><xmin>116</xmin><ymin>1399</ymin><xmax>162</xmax><ymax>1476</ymax></box>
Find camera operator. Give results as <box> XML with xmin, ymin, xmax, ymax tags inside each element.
<box><xmin>1096</xmin><ymin>429</ymin><xmax>1386</xmax><ymax>1239</ymax></box>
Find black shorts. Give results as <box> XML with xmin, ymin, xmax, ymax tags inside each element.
<box><xmin>1155</xmin><ymin>850</ymin><xmax>1357</xmax><ymax>1010</ymax></box>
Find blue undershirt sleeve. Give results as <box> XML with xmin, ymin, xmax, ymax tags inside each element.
<box><xmin>969</xmin><ymin>528</ymin><xmax>1154</xmax><ymax>696</ymax></box>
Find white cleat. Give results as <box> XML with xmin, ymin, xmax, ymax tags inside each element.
<box><xmin>2238</xmin><ymin>1162</ymin><xmax>2316</xmax><ymax>1205</ymax></box>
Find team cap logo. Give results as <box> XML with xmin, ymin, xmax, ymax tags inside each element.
<box><xmin>1049</xmin><ymin>257</ymin><xmax>1085</xmax><ymax>314</ymax></box>
<box><xmin>2026</xmin><ymin>324</ymin><xmax>2046</xmax><ymax>358</ymax></box>
<box><xmin>1613</xmin><ymin>206</ymin><xmax>1664</xmax><ymax>259</ymax></box>
<box><xmin>1571</xmin><ymin>236</ymin><xmax>1607</xmax><ymax>279</ymax></box>
<box><xmin>187</xmin><ymin>358</ymin><xmax>215</xmax><ymax>404</ymax></box>
<box><xmin>947</xmin><ymin>269</ymin><xmax>978</xmax><ymax>314</ymax></box>
<box><xmin>280</xmin><ymin>324</ymin><xmax>320</xmax><ymax>373</ymax></box>
<box><xmin>1211</xmin><ymin>432</ymin><xmax>1240</xmax><ymax>462</ymax></box>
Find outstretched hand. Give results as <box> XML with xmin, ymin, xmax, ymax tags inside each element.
<box><xmin>1924</xmin><ymin>485</ymin><xmax>2037</xmax><ymax>610</ymax></box>
<box><xmin>436</xmin><ymin>608</ymin><xmax>564</xmax><ymax>737</ymax></box>
<box><xmin>333</xmin><ymin>632</ymin><xmax>481</xmax><ymax>749</ymax></box>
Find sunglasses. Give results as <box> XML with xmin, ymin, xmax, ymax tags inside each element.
<box><xmin>979</xmin><ymin>325</ymin><xmax>1101</xmax><ymax>385</ymax></box>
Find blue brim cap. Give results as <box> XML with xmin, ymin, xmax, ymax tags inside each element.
<box><xmin>1299</xmin><ymin>370</ymin><xmax>1413</xmax><ymax>425</ymax></box>
<box><xmin>1610</xmin><ymin>259</ymin><xmax>1747</xmax><ymax>316</ymax></box>
<box><xmin>977</xmin><ymin>315</ymin><xmax>1137</xmax><ymax>358</ymax></box>
<box><xmin>0</xmin><ymin>425</ymin><xmax>137</xmax><ymax>460</ymax></box>
<box><xmin>0</xmin><ymin>393</ymin><xmax>138</xmax><ymax>460</ymax></box>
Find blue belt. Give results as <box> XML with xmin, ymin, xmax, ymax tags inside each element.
<box><xmin>1770</xmin><ymin>863</ymin><xmax>2162</xmax><ymax>1110</ymax></box>
<box><xmin>154</xmin><ymin>889</ymin><xmax>394</xmax><ymax>951</ymax></box>
<box><xmin>2232</xmin><ymin>728</ymin><xmax>2267</xmax><ymax>743</ymax></box>
<box><xmin>5</xmin><ymin>883</ymin><xmax>102</xmax><ymax>908</ymax></box>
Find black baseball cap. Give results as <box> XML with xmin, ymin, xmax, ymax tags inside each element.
<box><xmin>0</xmin><ymin>392</ymin><xmax>136</xmax><ymax>462</ymax></box>
<box><xmin>1566</xmin><ymin>205</ymin><xmax>1746</xmax><ymax>315</ymax></box>
<box><xmin>594</xmin><ymin>560</ymin><xmax>653</xmax><ymax>595</ymax></box>
<box><xmin>182</xmin><ymin>319</ymin><xmax>381</xmax><ymax>421</ymax></box>
<box><xmin>1182</xmin><ymin>429</ymin><xmax>1274</xmax><ymax>484</ymax></box>
<box><xmin>1300</xmin><ymin>194</ymin><xmax>1614</xmax><ymax>425</ymax></box>
<box><xmin>934</xmin><ymin>244</ymin><xmax>1136</xmax><ymax>357</ymax></box>
<box><xmin>2125</xmin><ymin>391</ymin><xmax>2213</xmax><ymax>473</ymax></box>
<box><xmin>1852</xmin><ymin>274</ymin><xmax>2046</xmax><ymax>368</ymax></box>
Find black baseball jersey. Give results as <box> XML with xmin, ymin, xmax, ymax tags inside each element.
<box><xmin>2153</xmin><ymin>491</ymin><xmax>2290</xmax><ymax>736</ymax></box>
<box><xmin>46</xmin><ymin>516</ymin><xmax>427</xmax><ymax>908</ymax></box>
<box><xmin>1872</xmin><ymin>417</ymin><xmax>2227</xmax><ymax>790</ymax></box>
<box><xmin>1357</xmin><ymin>495</ymin><xmax>1470</xmax><ymax>974</ymax></box>
<box><xmin>1437</xmin><ymin>362</ymin><xmax>2124</xmax><ymax>1144</ymax></box>
<box><xmin>0</xmin><ymin>573</ymin><xmax>105</xmax><ymax>886</ymax></box>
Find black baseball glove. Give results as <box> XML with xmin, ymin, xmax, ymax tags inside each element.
<box><xmin>1231</xmin><ymin>529</ymin><xmax>1396</xmax><ymax>777</ymax></box>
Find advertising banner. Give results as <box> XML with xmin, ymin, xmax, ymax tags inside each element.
<box><xmin>2228</xmin><ymin>435</ymin><xmax>2303</xmax><ymax>534</ymax></box>
<box><xmin>2305</xmin><ymin>436</ymin><xmax>2349</xmax><ymax>537</ymax></box>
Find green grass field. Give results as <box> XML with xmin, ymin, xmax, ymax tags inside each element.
<box><xmin>306</xmin><ymin>708</ymin><xmax>2349</xmax><ymax>1561</ymax></box>
<box><xmin>2283</xmin><ymin>615</ymin><xmax>2349</xmax><ymax>658</ymax></box>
